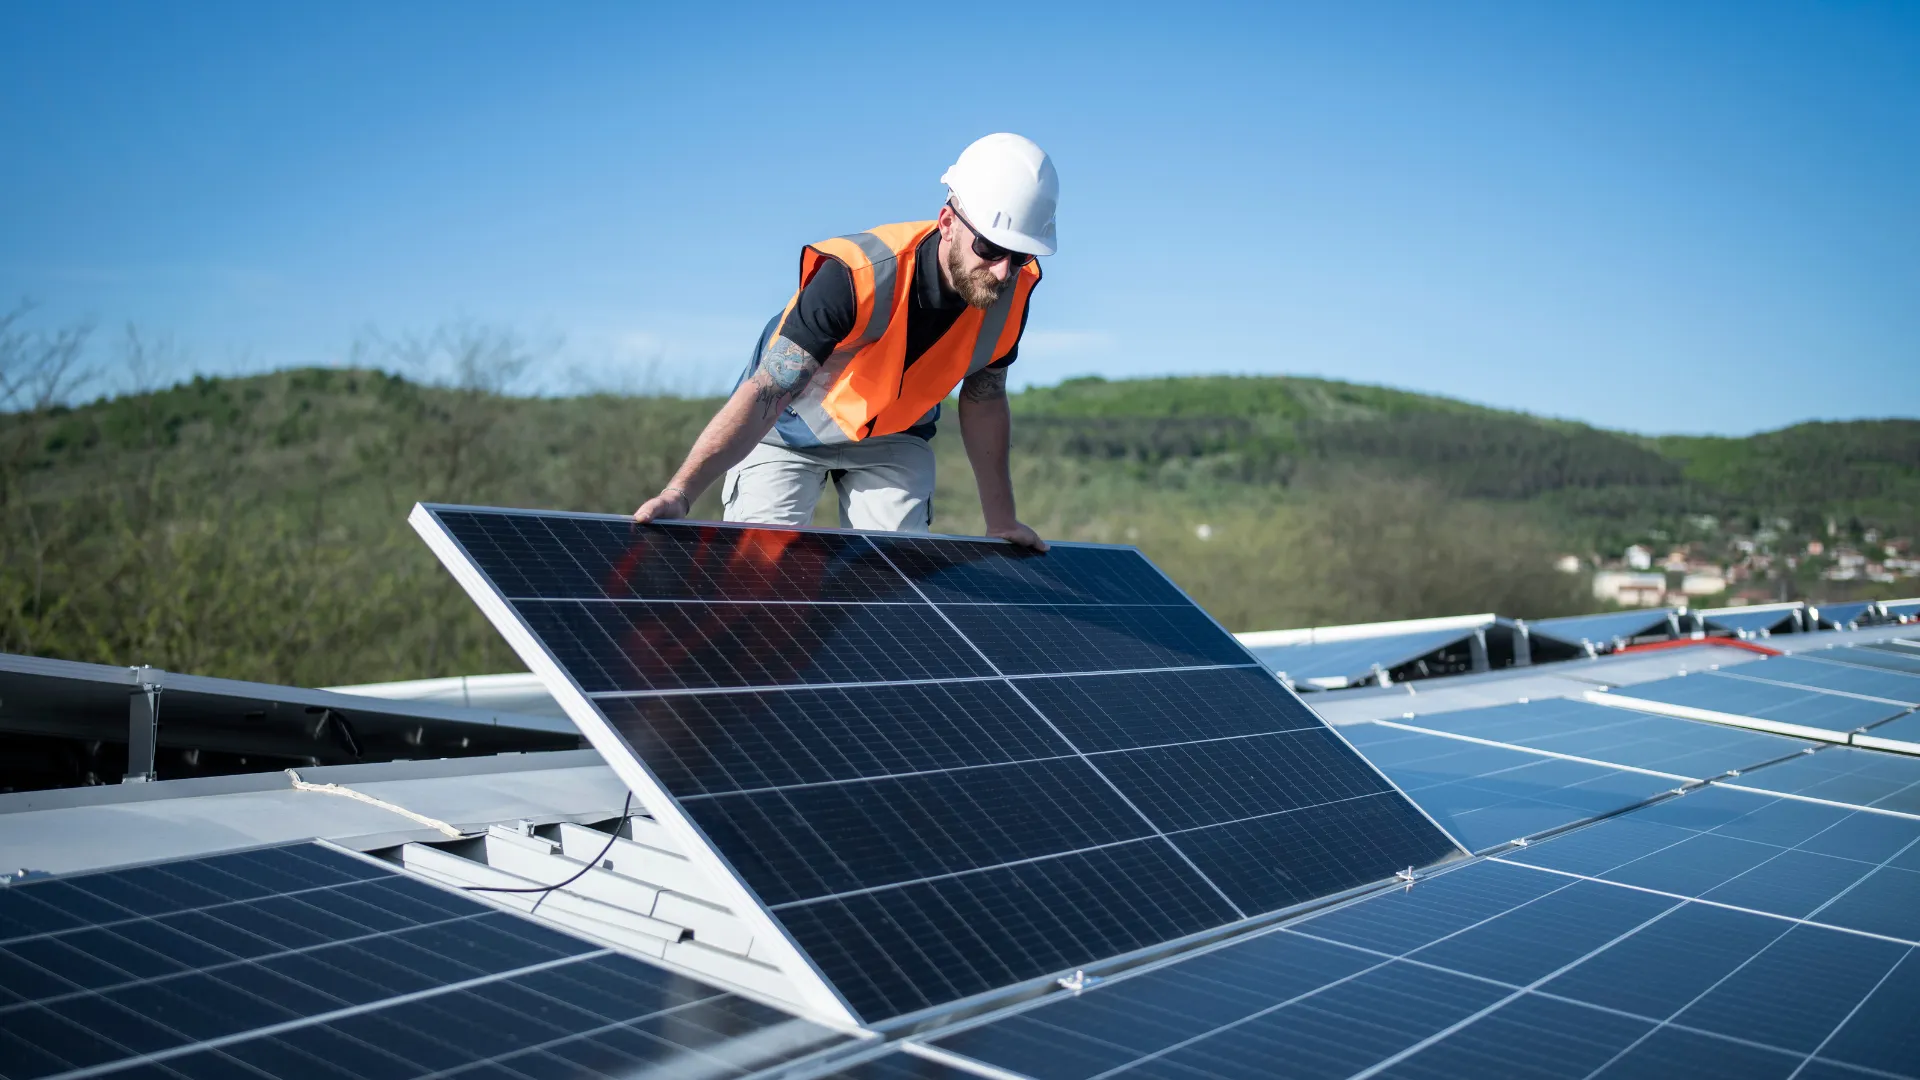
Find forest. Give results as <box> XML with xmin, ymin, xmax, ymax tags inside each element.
<box><xmin>3</xmin><ymin>317</ymin><xmax>1915</xmax><ymax>688</ymax></box>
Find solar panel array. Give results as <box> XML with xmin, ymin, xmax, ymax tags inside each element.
<box><xmin>0</xmin><ymin>843</ymin><xmax>846</xmax><ymax>1080</ymax></box>
<box><xmin>1242</xmin><ymin>626</ymin><xmax>1481</xmax><ymax>687</ymax></box>
<box><xmin>1859</xmin><ymin>713</ymin><xmax>1920</xmax><ymax>756</ymax></box>
<box><xmin>1604</xmin><ymin>670</ymin><xmax>1912</xmax><ymax>734</ymax></box>
<box><xmin>1724</xmin><ymin>655</ymin><xmax>1920</xmax><ymax>705</ymax></box>
<box><xmin>1368</xmin><ymin>697</ymin><xmax>1813</xmax><ymax>779</ymax></box>
<box><xmin>924</xmin><ymin>784</ymin><xmax>1920</xmax><ymax>1080</ymax></box>
<box><xmin>1341</xmin><ymin>722</ymin><xmax>1683</xmax><ymax>853</ymax></box>
<box><xmin>1723</xmin><ymin>746</ymin><xmax>1920</xmax><ymax>816</ymax></box>
<box><xmin>1821</xmin><ymin>644</ymin><xmax>1920</xmax><ymax>676</ymax></box>
<box><xmin>416</xmin><ymin>506</ymin><xmax>1463</xmax><ymax>1025</ymax></box>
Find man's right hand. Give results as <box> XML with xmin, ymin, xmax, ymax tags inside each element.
<box><xmin>633</xmin><ymin>488</ymin><xmax>691</xmax><ymax>524</ymax></box>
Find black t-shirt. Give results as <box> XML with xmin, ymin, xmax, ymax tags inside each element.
<box><xmin>778</xmin><ymin>228</ymin><xmax>1028</xmax><ymax>374</ymax></box>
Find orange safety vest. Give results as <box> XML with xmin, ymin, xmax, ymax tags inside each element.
<box><xmin>763</xmin><ymin>221</ymin><xmax>1040</xmax><ymax>446</ymax></box>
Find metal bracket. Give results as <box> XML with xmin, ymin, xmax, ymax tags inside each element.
<box><xmin>1395</xmin><ymin>866</ymin><xmax>1420</xmax><ymax>887</ymax></box>
<box><xmin>123</xmin><ymin>665</ymin><xmax>164</xmax><ymax>783</ymax></box>
<box><xmin>1057</xmin><ymin>969</ymin><xmax>1102</xmax><ymax>992</ymax></box>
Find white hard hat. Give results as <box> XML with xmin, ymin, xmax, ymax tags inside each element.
<box><xmin>940</xmin><ymin>133</ymin><xmax>1058</xmax><ymax>256</ymax></box>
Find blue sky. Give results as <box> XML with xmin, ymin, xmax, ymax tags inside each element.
<box><xmin>2</xmin><ymin>2</ymin><xmax>1914</xmax><ymax>434</ymax></box>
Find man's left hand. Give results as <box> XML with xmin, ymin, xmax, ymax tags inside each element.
<box><xmin>986</xmin><ymin>520</ymin><xmax>1049</xmax><ymax>551</ymax></box>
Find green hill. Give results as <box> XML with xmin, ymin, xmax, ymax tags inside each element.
<box><xmin>3</xmin><ymin>367</ymin><xmax>1914</xmax><ymax>687</ymax></box>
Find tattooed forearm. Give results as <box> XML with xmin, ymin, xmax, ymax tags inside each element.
<box><xmin>960</xmin><ymin>365</ymin><xmax>1008</xmax><ymax>403</ymax></box>
<box><xmin>761</xmin><ymin>336</ymin><xmax>821</xmax><ymax>393</ymax></box>
<box><xmin>749</xmin><ymin>335</ymin><xmax>821</xmax><ymax>413</ymax></box>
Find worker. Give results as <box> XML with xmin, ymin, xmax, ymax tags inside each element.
<box><xmin>632</xmin><ymin>133</ymin><xmax>1056</xmax><ymax>550</ymax></box>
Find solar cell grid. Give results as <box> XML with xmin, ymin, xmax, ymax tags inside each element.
<box><xmin>1818</xmin><ymin>645</ymin><xmax>1920</xmax><ymax>676</ymax></box>
<box><xmin>872</xmin><ymin>535</ymin><xmax>1190</xmax><ymax>606</ymax></box>
<box><xmin>1725</xmin><ymin>655</ymin><xmax>1920</xmax><ymax>705</ymax></box>
<box><xmin>1342</xmin><ymin>722</ymin><xmax>1681</xmax><ymax>853</ymax></box>
<box><xmin>1172</xmin><ymin>796</ymin><xmax>1461</xmax><ymax>913</ymax></box>
<box><xmin>0</xmin><ymin>844</ymin><xmax>846</xmax><ymax>1080</ymax></box>
<box><xmin>1857</xmin><ymin>712</ymin><xmax>1920</xmax><ymax>754</ymax></box>
<box><xmin>815</xmin><ymin>1049</ymin><xmax>984</xmax><ymax>1078</ymax></box>
<box><xmin>1011</xmin><ymin>667</ymin><xmax>1321</xmax><ymax>751</ymax></box>
<box><xmin>1243</xmin><ymin>626</ymin><xmax>1479</xmax><ymax>686</ymax></box>
<box><xmin>774</xmin><ymin>840</ymin><xmax>1242</xmax><ymax>1022</ymax></box>
<box><xmin>414</xmin><ymin>505</ymin><xmax>1466</xmax><ymax>1026</ymax></box>
<box><xmin>1384</xmin><ymin>698</ymin><xmax>1812</xmax><ymax>779</ymax></box>
<box><xmin>1502</xmin><ymin>784</ymin><xmax>1920</xmax><ymax>940</ymax></box>
<box><xmin>938</xmin><ymin>603</ymin><xmax>1253</xmax><ymax>675</ymax></box>
<box><xmin>1101</xmin><ymin>729</ymin><xmax>1385</xmax><ymax>828</ymax></box>
<box><xmin>1722</xmin><ymin>745</ymin><xmax>1920</xmax><ymax>817</ymax></box>
<box><xmin>684</xmin><ymin>758</ymin><xmax>1155</xmax><ymax>906</ymax></box>
<box><xmin>518</xmin><ymin>598</ymin><xmax>994</xmax><ymax>693</ymax></box>
<box><xmin>1608</xmin><ymin>671</ymin><xmax>1911</xmax><ymax>732</ymax></box>
<box><xmin>601</xmin><ymin>680</ymin><xmax>1069</xmax><ymax>797</ymax></box>
<box><xmin>926</xmin><ymin>849</ymin><xmax>1920</xmax><ymax>1080</ymax></box>
<box><xmin>439</xmin><ymin>509</ymin><xmax>912</xmax><ymax>603</ymax></box>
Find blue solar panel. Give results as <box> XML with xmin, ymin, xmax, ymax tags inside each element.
<box><xmin>1702</xmin><ymin>607</ymin><xmax>1804</xmax><ymax>637</ymax></box>
<box><xmin>1858</xmin><ymin>714</ymin><xmax>1920</xmax><ymax>754</ymax></box>
<box><xmin>0</xmin><ymin>843</ymin><xmax>846</xmax><ymax>1080</ymax></box>
<box><xmin>1609</xmin><ymin>671</ymin><xmax>1912</xmax><ymax>732</ymax></box>
<box><xmin>1502</xmin><ymin>784</ymin><xmax>1920</xmax><ymax>942</ymax></box>
<box><xmin>417</xmin><ymin>506</ymin><xmax>1462</xmax><ymax>1026</ymax></box>
<box><xmin>926</xmin><ymin>846</ymin><xmax>1920</xmax><ymax>1080</ymax></box>
<box><xmin>816</xmin><ymin>1049</ymin><xmax>981</xmax><ymax>1077</ymax></box>
<box><xmin>1729</xmin><ymin>656</ymin><xmax>1920</xmax><ymax>705</ymax></box>
<box><xmin>1526</xmin><ymin>609</ymin><xmax>1677</xmax><ymax>649</ymax></box>
<box><xmin>1725</xmin><ymin>746</ymin><xmax>1920</xmax><ymax>817</ymax></box>
<box><xmin>1343</xmin><ymin>722</ymin><xmax>1678</xmax><ymax>853</ymax></box>
<box><xmin>1384</xmin><ymin>697</ymin><xmax>1812</xmax><ymax>779</ymax></box>
<box><xmin>1243</xmin><ymin>626</ymin><xmax>1478</xmax><ymax>685</ymax></box>
<box><xmin>1819</xmin><ymin>646</ymin><xmax>1920</xmax><ymax>676</ymax></box>
<box><xmin>1814</xmin><ymin>601</ymin><xmax>1877</xmax><ymax>630</ymax></box>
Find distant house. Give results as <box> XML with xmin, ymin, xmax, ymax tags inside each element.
<box><xmin>1681</xmin><ymin>570</ymin><xmax>1728</xmax><ymax>596</ymax></box>
<box><xmin>1593</xmin><ymin>570</ymin><xmax>1667</xmax><ymax>607</ymax></box>
<box><xmin>1625</xmin><ymin>545</ymin><xmax>1653</xmax><ymax>570</ymax></box>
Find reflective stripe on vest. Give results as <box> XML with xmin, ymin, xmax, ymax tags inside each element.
<box><xmin>761</xmin><ymin>221</ymin><xmax>1039</xmax><ymax>447</ymax></box>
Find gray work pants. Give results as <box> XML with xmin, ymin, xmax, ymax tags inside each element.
<box><xmin>721</xmin><ymin>435</ymin><xmax>935</xmax><ymax>532</ymax></box>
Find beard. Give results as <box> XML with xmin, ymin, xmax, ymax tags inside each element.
<box><xmin>946</xmin><ymin>239</ymin><xmax>1009</xmax><ymax>309</ymax></box>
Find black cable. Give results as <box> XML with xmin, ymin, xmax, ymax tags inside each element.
<box><xmin>463</xmin><ymin>791</ymin><xmax>632</xmax><ymax>914</ymax></box>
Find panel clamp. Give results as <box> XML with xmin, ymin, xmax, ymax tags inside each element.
<box><xmin>1057</xmin><ymin>970</ymin><xmax>1102</xmax><ymax>993</ymax></box>
<box><xmin>1395</xmin><ymin>866</ymin><xmax>1420</xmax><ymax>888</ymax></box>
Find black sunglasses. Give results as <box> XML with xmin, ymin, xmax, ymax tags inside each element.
<box><xmin>947</xmin><ymin>203</ymin><xmax>1034</xmax><ymax>268</ymax></box>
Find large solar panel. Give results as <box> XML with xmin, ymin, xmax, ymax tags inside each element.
<box><xmin>1372</xmin><ymin>697</ymin><xmax>1813</xmax><ymax>779</ymax></box>
<box><xmin>1342</xmin><ymin>721</ymin><xmax>1679</xmax><ymax>853</ymax></box>
<box><xmin>1242</xmin><ymin>625</ymin><xmax>1480</xmax><ymax>687</ymax></box>
<box><xmin>1725</xmin><ymin>655</ymin><xmax>1920</xmax><ymax>705</ymax></box>
<box><xmin>1720</xmin><ymin>746</ymin><xmax>1920</xmax><ymax>817</ymax></box>
<box><xmin>1598</xmin><ymin>670</ymin><xmax>1913</xmax><ymax>740</ymax></box>
<box><xmin>924</xmin><ymin>791</ymin><xmax>1920</xmax><ymax>1080</ymax></box>
<box><xmin>1857</xmin><ymin>713</ymin><xmax>1920</xmax><ymax>756</ymax></box>
<box><xmin>0</xmin><ymin>843</ymin><xmax>848</xmax><ymax>1080</ymax></box>
<box><xmin>1502</xmin><ymin>784</ymin><xmax>1920</xmax><ymax>940</ymax></box>
<box><xmin>1813</xmin><ymin>601</ymin><xmax>1877</xmax><ymax>630</ymax></box>
<box><xmin>1818</xmin><ymin>645</ymin><xmax>1920</xmax><ymax>676</ymax></box>
<box><xmin>413</xmin><ymin>506</ymin><xmax>1464</xmax><ymax>1026</ymax></box>
<box><xmin>1526</xmin><ymin>609</ymin><xmax>1678</xmax><ymax>650</ymax></box>
<box><xmin>1701</xmin><ymin>605</ymin><xmax>1804</xmax><ymax>638</ymax></box>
